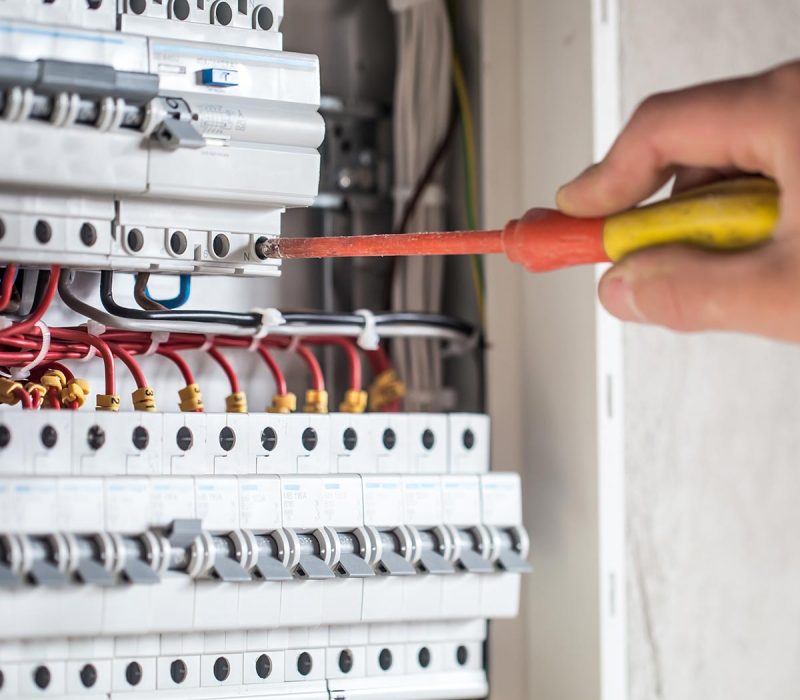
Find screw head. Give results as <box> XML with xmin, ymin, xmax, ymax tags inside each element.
<box><xmin>170</xmin><ymin>659</ymin><xmax>187</xmax><ymax>684</ymax></box>
<box><xmin>40</xmin><ymin>425</ymin><xmax>58</xmax><ymax>449</ymax></box>
<box><xmin>80</xmin><ymin>223</ymin><xmax>97</xmax><ymax>247</ymax></box>
<box><xmin>0</xmin><ymin>218</ymin><xmax>6</xmax><ymax>240</ymax></box>
<box><xmin>418</xmin><ymin>647</ymin><xmax>431</xmax><ymax>669</ymax></box>
<box><xmin>301</xmin><ymin>427</ymin><xmax>317</xmax><ymax>451</ymax></box>
<box><xmin>132</xmin><ymin>426</ymin><xmax>149</xmax><ymax>450</ymax></box>
<box><xmin>125</xmin><ymin>661</ymin><xmax>142</xmax><ymax>686</ymax></box>
<box><xmin>33</xmin><ymin>666</ymin><xmax>50</xmax><ymax>689</ymax></box>
<box><xmin>261</xmin><ymin>426</ymin><xmax>278</xmax><ymax>452</ymax></box>
<box><xmin>338</xmin><ymin>649</ymin><xmax>354</xmax><ymax>674</ymax></box>
<box><xmin>172</xmin><ymin>0</ymin><xmax>190</xmax><ymax>20</ymax></box>
<box><xmin>255</xmin><ymin>654</ymin><xmax>272</xmax><ymax>679</ymax></box>
<box><xmin>297</xmin><ymin>652</ymin><xmax>313</xmax><ymax>676</ymax></box>
<box><xmin>214</xmin><ymin>1</ymin><xmax>232</xmax><ymax>25</ymax></box>
<box><xmin>456</xmin><ymin>645</ymin><xmax>469</xmax><ymax>666</ymax></box>
<box><xmin>127</xmin><ymin>228</ymin><xmax>144</xmax><ymax>252</ymax></box>
<box><xmin>343</xmin><ymin>427</ymin><xmax>358</xmax><ymax>451</ymax></box>
<box><xmin>462</xmin><ymin>428</ymin><xmax>475</xmax><ymax>450</ymax></box>
<box><xmin>87</xmin><ymin>425</ymin><xmax>105</xmax><ymax>451</ymax></box>
<box><xmin>219</xmin><ymin>426</ymin><xmax>236</xmax><ymax>452</ymax></box>
<box><xmin>80</xmin><ymin>663</ymin><xmax>98</xmax><ymax>688</ymax></box>
<box><xmin>170</xmin><ymin>231</ymin><xmax>187</xmax><ymax>255</ymax></box>
<box><xmin>421</xmin><ymin>429</ymin><xmax>435</xmax><ymax>450</ymax></box>
<box><xmin>256</xmin><ymin>5</ymin><xmax>273</xmax><ymax>30</ymax></box>
<box><xmin>129</xmin><ymin>0</ymin><xmax>146</xmax><ymax>13</ymax></box>
<box><xmin>0</xmin><ymin>425</ymin><xmax>10</xmax><ymax>449</ymax></box>
<box><xmin>34</xmin><ymin>220</ymin><xmax>51</xmax><ymax>244</ymax></box>
<box><xmin>378</xmin><ymin>648</ymin><xmax>392</xmax><ymax>671</ymax></box>
<box><xmin>213</xmin><ymin>657</ymin><xmax>230</xmax><ymax>682</ymax></box>
<box><xmin>176</xmin><ymin>426</ymin><xmax>193</xmax><ymax>451</ymax></box>
<box><xmin>382</xmin><ymin>428</ymin><xmax>396</xmax><ymax>450</ymax></box>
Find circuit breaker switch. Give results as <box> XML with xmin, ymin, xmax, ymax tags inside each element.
<box><xmin>0</xmin><ymin>534</ymin><xmax>23</xmax><ymax>587</ymax></box>
<box><xmin>207</xmin><ymin>534</ymin><xmax>252</xmax><ymax>582</ymax></box>
<box><xmin>68</xmin><ymin>534</ymin><xmax>115</xmax><ymax>586</ymax></box>
<box><xmin>416</xmin><ymin>528</ymin><xmax>456</xmax><ymax>575</ymax></box>
<box><xmin>295</xmin><ymin>531</ymin><xmax>336</xmax><ymax>580</ymax></box>
<box><xmin>247</xmin><ymin>532</ymin><xmax>294</xmax><ymax>581</ymax></box>
<box><xmin>451</xmin><ymin>528</ymin><xmax>495</xmax><ymax>574</ymax></box>
<box><xmin>23</xmin><ymin>534</ymin><xmax>70</xmax><ymax>587</ymax></box>
<box><xmin>334</xmin><ymin>533</ymin><xmax>375</xmax><ymax>578</ymax></box>
<box><xmin>375</xmin><ymin>529</ymin><xmax>417</xmax><ymax>576</ymax></box>
<box><xmin>494</xmin><ymin>527</ymin><xmax>532</xmax><ymax>574</ymax></box>
<box><xmin>116</xmin><ymin>533</ymin><xmax>162</xmax><ymax>585</ymax></box>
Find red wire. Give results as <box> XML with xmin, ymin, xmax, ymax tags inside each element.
<box><xmin>294</xmin><ymin>344</ymin><xmax>325</xmax><ymax>391</ymax></box>
<box><xmin>303</xmin><ymin>337</ymin><xmax>361</xmax><ymax>391</ymax></box>
<box><xmin>256</xmin><ymin>346</ymin><xmax>288</xmax><ymax>396</ymax></box>
<box><xmin>207</xmin><ymin>346</ymin><xmax>240</xmax><ymax>394</ymax></box>
<box><xmin>158</xmin><ymin>348</ymin><xmax>196</xmax><ymax>386</ymax></box>
<box><xmin>51</xmin><ymin>329</ymin><xmax>115</xmax><ymax>394</ymax></box>
<box><xmin>13</xmin><ymin>386</ymin><xmax>32</xmax><ymax>409</ymax></box>
<box><xmin>30</xmin><ymin>388</ymin><xmax>44</xmax><ymax>409</ymax></box>
<box><xmin>47</xmin><ymin>386</ymin><xmax>61</xmax><ymax>410</ymax></box>
<box><xmin>108</xmin><ymin>343</ymin><xmax>147</xmax><ymax>389</ymax></box>
<box><xmin>0</xmin><ymin>265</ymin><xmax>17</xmax><ymax>312</ymax></box>
<box><xmin>0</xmin><ymin>266</ymin><xmax>60</xmax><ymax>341</ymax></box>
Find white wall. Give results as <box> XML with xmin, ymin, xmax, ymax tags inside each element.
<box><xmin>619</xmin><ymin>3</ymin><xmax>800</xmax><ymax>699</ymax></box>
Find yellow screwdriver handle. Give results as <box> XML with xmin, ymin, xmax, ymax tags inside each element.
<box><xmin>602</xmin><ymin>177</ymin><xmax>780</xmax><ymax>262</ymax></box>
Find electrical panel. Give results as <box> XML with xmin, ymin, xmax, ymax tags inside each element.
<box><xmin>0</xmin><ymin>2</ymin><xmax>529</xmax><ymax>699</ymax></box>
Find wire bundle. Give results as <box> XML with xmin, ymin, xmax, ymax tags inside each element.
<box><xmin>389</xmin><ymin>0</ymin><xmax>453</xmax><ymax>412</ymax></box>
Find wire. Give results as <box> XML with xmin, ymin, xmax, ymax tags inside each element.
<box><xmin>0</xmin><ymin>266</ymin><xmax>60</xmax><ymax>340</ymax></box>
<box><xmin>0</xmin><ymin>265</ymin><xmax>17</xmax><ymax>312</ymax></box>
<box><xmin>303</xmin><ymin>337</ymin><xmax>362</xmax><ymax>391</ymax></box>
<box><xmin>146</xmin><ymin>274</ymin><xmax>191</xmax><ymax>310</ymax></box>
<box><xmin>207</xmin><ymin>346</ymin><xmax>240</xmax><ymax>394</ymax></box>
<box><xmin>13</xmin><ymin>386</ymin><xmax>32</xmax><ymax>409</ymax></box>
<box><xmin>256</xmin><ymin>346</ymin><xmax>288</xmax><ymax>396</ymax></box>
<box><xmin>47</xmin><ymin>386</ymin><xmax>61</xmax><ymax>410</ymax></box>
<box><xmin>134</xmin><ymin>273</ymin><xmax>167</xmax><ymax>311</ymax></box>
<box><xmin>108</xmin><ymin>343</ymin><xmax>147</xmax><ymax>389</ymax></box>
<box><xmin>51</xmin><ymin>328</ymin><xmax>116</xmax><ymax>395</ymax></box>
<box><xmin>158</xmin><ymin>348</ymin><xmax>196</xmax><ymax>386</ymax></box>
<box><xmin>267</xmin><ymin>339</ymin><xmax>325</xmax><ymax>392</ymax></box>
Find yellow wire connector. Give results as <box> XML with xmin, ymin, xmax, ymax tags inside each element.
<box><xmin>225</xmin><ymin>391</ymin><xmax>248</xmax><ymax>413</ymax></box>
<box><xmin>178</xmin><ymin>384</ymin><xmax>204</xmax><ymax>412</ymax></box>
<box><xmin>0</xmin><ymin>378</ymin><xmax>24</xmax><ymax>406</ymax></box>
<box><xmin>41</xmin><ymin>369</ymin><xmax>67</xmax><ymax>392</ymax></box>
<box><xmin>368</xmin><ymin>370</ymin><xmax>407</xmax><ymax>411</ymax></box>
<box><xmin>61</xmin><ymin>378</ymin><xmax>90</xmax><ymax>408</ymax></box>
<box><xmin>132</xmin><ymin>386</ymin><xmax>157</xmax><ymax>412</ymax></box>
<box><xmin>339</xmin><ymin>389</ymin><xmax>368</xmax><ymax>414</ymax></box>
<box><xmin>303</xmin><ymin>389</ymin><xmax>329</xmax><ymax>414</ymax></box>
<box><xmin>96</xmin><ymin>394</ymin><xmax>121</xmax><ymax>412</ymax></box>
<box><xmin>267</xmin><ymin>392</ymin><xmax>297</xmax><ymax>414</ymax></box>
<box><xmin>25</xmin><ymin>382</ymin><xmax>46</xmax><ymax>404</ymax></box>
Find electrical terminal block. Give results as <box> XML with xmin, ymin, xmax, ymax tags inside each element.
<box><xmin>95</xmin><ymin>394</ymin><xmax>121</xmax><ymax>412</ymax></box>
<box><xmin>266</xmin><ymin>392</ymin><xmax>297</xmax><ymax>414</ymax></box>
<box><xmin>303</xmin><ymin>389</ymin><xmax>329</xmax><ymax>414</ymax></box>
<box><xmin>60</xmin><ymin>378</ymin><xmax>91</xmax><ymax>409</ymax></box>
<box><xmin>178</xmin><ymin>384</ymin><xmax>204</xmax><ymax>413</ymax></box>
<box><xmin>225</xmin><ymin>391</ymin><xmax>248</xmax><ymax>414</ymax></box>
<box><xmin>132</xmin><ymin>387</ymin><xmax>157</xmax><ymax>412</ymax></box>
<box><xmin>368</xmin><ymin>369</ymin><xmax>407</xmax><ymax>411</ymax></box>
<box><xmin>339</xmin><ymin>389</ymin><xmax>369</xmax><ymax>414</ymax></box>
<box><xmin>0</xmin><ymin>378</ymin><xmax>23</xmax><ymax>405</ymax></box>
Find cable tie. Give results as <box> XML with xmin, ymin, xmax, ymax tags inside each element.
<box><xmin>354</xmin><ymin>309</ymin><xmax>380</xmax><ymax>351</ymax></box>
<box><xmin>144</xmin><ymin>331</ymin><xmax>170</xmax><ymax>356</ymax></box>
<box><xmin>76</xmin><ymin>344</ymin><xmax>97</xmax><ymax>363</ymax></box>
<box><xmin>442</xmin><ymin>328</ymin><xmax>481</xmax><ymax>358</ymax></box>
<box><xmin>199</xmin><ymin>334</ymin><xmax>215</xmax><ymax>352</ymax></box>
<box><xmin>252</xmin><ymin>307</ymin><xmax>286</xmax><ymax>339</ymax></box>
<box><xmin>86</xmin><ymin>319</ymin><xmax>106</xmax><ymax>337</ymax></box>
<box><xmin>10</xmin><ymin>321</ymin><xmax>50</xmax><ymax>380</ymax></box>
<box><xmin>0</xmin><ymin>318</ymin><xmax>12</xmax><ymax>330</ymax></box>
<box><xmin>285</xmin><ymin>336</ymin><xmax>301</xmax><ymax>353</ymax></box>
<box><xmin>248</xmin><ymin>336</ymin><xmax>262</xmax><ymax>352</ymax></box>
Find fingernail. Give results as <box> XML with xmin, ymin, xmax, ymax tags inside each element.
<box><xmin>600</xmin><ymin>272</ymin><xmax>644</xmax><ymax>322</ymax></box>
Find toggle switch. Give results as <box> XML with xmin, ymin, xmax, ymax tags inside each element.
<box><xmin>334</xmin><ymin>532</ymin><xmax>375</xmax><ymax>578</ymax></box>
<box><xmin>246</xmin><ymin>532</ymin><xmax>294</xmax><ymax>581</ymax></box>
<box><xmin>115</xmin><ymin>533</ymin><xmax>162</xmax><ymax>585</ymax></box>
<box><xmin>0</xmin><ymin>534</ymin><xmax>22</xmax><ymax>587</ymax></box>
<box><xmin>69</xmin><ymin>534</ymin><xmax>115</xmax><ymax>586</ymax></box>
<box><xmin>415</xmin><ymin>528</ymin><xmax>456</xmax><ymax>575</ymax></box>
<box><xmin>494</xmin><ymin>527</ymin><xmax>532</xmax><ymax>574</ymax></box>
<box><xmin>199</xmin><ymin>68</ymin><xmax>239</xmax><ymax>88</ymax></box>
<box><xmin>451</xmin><ymin>527</ymin><xmax>495</xmax><ymax>574</ymax></box>
<box><xmin>208</xmin><ymin>535</ymin><xmax>251</xmax><ymax>583</ymax></box>
<box><xmin>374</xmin><ymin>528</ymin><xmax>416</xmax><ymax>576</ymax></box>
<box><xmin>295</xmin><ymin>532</ymin><xmax>335</xmax><ymax>580</ymax></box>
<box><xmin>24</xmin><ymin>535</ymin><xmax>70</xmax><ymax>587</ymax></box>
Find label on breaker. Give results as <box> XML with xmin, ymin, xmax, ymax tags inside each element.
<box><xmin>480</xmin><ymin>474</ymin><xmax>523</xmax><ymax>526</ymax></box>
<box><xmin>362</xmin><ymin>476</ymin><xmax>404</xmax><ymax>527</ymax></box>
<box><xmin>281</xmin><ymin>477</ymin><xmax>322</xmax><ymax>528</ymax></box>
<box><xmin>402</xmin><ymin>476</ymin><xmax>442</xmax><ymax>526</ymax></box>
<box><xmin>105</xmin><ymin>478</ymin><xmax>150</xmax><ymax>532</ymax></box>
<box><xmin>57</xmin><ymin>478</ymin><xmax>104</xmax><ymax>532</ymax></box>
<box><xmin>239</xmin><ymin>476</ymin><xmax>282</xmax><ymax>530</ymax></box>
<box><xmin>318</xmin><ymin>476</ymin><xmax>362</xmax><ymax>528</ymax></box>
<box><xmin>195</xmin><ymin>478</ymin><xmax>239</xmax><ymax>530</ymax></box>
<box><xmin>441</xmin><ymin>476</ymin><xmax>482</xmax><ymax>525</ymax></box>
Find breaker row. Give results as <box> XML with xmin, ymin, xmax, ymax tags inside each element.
<box><xmin>0</xmin><ymin>472</ymin><xmax>526</xmax><ymax>638</ymax></box>
<box><xmin>0</xmin><ymin>15</ymin><xmax>322</xmax><ymax>276</ymax></box>
<box><xmin>0</xmin><ymin>620</ymin><xmax>488</xmax><ymax>699</ymax></box>
<box><xmin>0</xmin><ymin>411</ymin><xmax>490</xmax><ymax>476</ymax></box>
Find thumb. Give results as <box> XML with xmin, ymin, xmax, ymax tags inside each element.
<box><xmin>598</xmin><ymin>239</ymin><xmax>800</xmax><ymax>340</ymax></box>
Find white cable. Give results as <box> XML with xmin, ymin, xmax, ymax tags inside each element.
<box><xmin>144</xmin><ymin>331</ymin><xmax>170</xmax><ymax>356</ymax></box>
<box><xmin>252</xmin><ymin>307</ymin><xmax>286</xmax><ymax>339</ymax></box>
<box><xmin>10</xmin><ymin>321</ymin><xmax>50</xmax><ymax>380</ymax></box>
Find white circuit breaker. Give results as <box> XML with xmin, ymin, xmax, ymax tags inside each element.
<box><xmin>0</xmin><ymin>3</ymin><xmax>529</xmax><ymax>699</ymax></box>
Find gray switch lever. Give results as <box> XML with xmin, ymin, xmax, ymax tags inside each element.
<box><xmin>418</xmin><ymin>550</ymin><xmax>455</xmax><ymax>575</ymax></box>
<box><xmin>29</xmin><ymin>560</ymin><xmax>68</xmax><ymax>587</ymax></box>
<box><xmin>296</xmin><ymin>554</ymin><xmax>335</xmax><ymax>580</ymax></box>
<box><xmin>209</xmin><ymin>536</ymin><xmax>251</xmax><ymax>582</ymax></box>
<box><xmin>0</xmin><ymin>563</ymin><xmax>19</xmax><ymax>587</ymax></box>
<box><xmin>75</xmin><ymin>559</ymin><xmax>115</xmax><ymax>586</ymax></box>
<box><xmin>456</xmin><ymin>547</ymin><xmax>495</xmax><ymax>574</ymax></box>
<box><xmin>497</xmin><ymin>550</ymin><xmax>532</xmax><ymax>574</ymax></box>
<box><xmin>377</xmin><ymin>551</ymin><xmax>416</xmax><ymax>576</ymax></box>
<box><xmin>252</xmin><ymin>535</ymin><xmax>293</xmax><ymax>581</ymax></box>
<box><xmin>121</xmin><ymin>557</ymin><xmax>160</xmax><ymax>585</ymax></box>
<box><xmin>153</xmin><ymin>118</ymin><xmax>205</xmax><ymax>150</ymax></box>
<box><xmin>336</xmin><ymin>552</ymin><xmax>375</xmax><ymax>578</ymax></box>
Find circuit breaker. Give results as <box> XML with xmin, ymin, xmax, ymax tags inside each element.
<box><xmin>0</xmin><ymin>2</ymin><xmax>529</xmax><ymax>699</ymax></box>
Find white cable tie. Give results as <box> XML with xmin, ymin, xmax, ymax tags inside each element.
<box><xmin>285</xmin><ymin>336</ymin><xmax>301</xmax><ymax>353</ymax></box>
<box><xmin>199</xmin><ymin>334</ymin><xmax>215</xmax><ymax>352</ymax></box>
<box><xmin>442</xmin><ymin>328</ymin><xmax>481</xmax><ymax>358</ymax></box>
<box><xmin>388</xmin><ymin>0</ymin><xmax>436</xmax><ymax>12</ymax></box>
<box><xmin>252</xmin><ymin>307</ymin><xmax>286</xmax><ymax>339</ymax></box>
<box><xmin>248</xmin><ymin>336</ymin><xmax>262</xmax><ymax>352</ymax></box>
<box><xmin>354</xmin><ymin>309</ymin><xmax>380</xmax><ymax>351</ymax></box>
<box><xmin>86</xmin><ymin>319</ymin><xmax>106</xmax><ymax>337</ymax></box>
<box><xmin>144</xmin><ymin>331</ymin><xmax>170</xmax><ymax>357</ymax></box>
<box><xmin>10</xmin><ymin>321</ymin><xmax>50</xmax><ymax>380</ymax></box>
<box><xmin>0</xmin><ymin>318</ymin><xmax>12</xmax><ymax>330</ymax></box>
<box><xmin>77</xmin><ymin>344</ymin><xmax>98</xmax><ymax>363</ymax></box>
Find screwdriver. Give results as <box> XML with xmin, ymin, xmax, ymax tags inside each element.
<box><xmin>259</xmin><ymin>177</ymin><xmax>779</xmax><ymax>271</ymax></box>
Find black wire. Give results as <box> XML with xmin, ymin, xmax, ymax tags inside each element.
<box><xmin>98</xmin><ymin>271</ymin><xmax>476</xmax><ymax>336</ymax></box>
<box><xmin>99</xmin><ymin>271</ymin><xmax>262</xmax><ymax>328</ymax></box>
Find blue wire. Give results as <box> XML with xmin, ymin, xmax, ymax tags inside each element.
<box><xmin>145</xmin><ymin>274</ymin><xmax>191</xmax><ymax>309</ymax></box>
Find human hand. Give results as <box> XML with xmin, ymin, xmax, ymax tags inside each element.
<box><xmin>556</xmin><ymin>61</ymin><xmax>800</xmax><ymax>341</ymax></box>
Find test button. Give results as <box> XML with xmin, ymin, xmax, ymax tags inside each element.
<box><xmin>200</xmin><ymin>68</ymin><xmax>239</xmax><ymax>87</ymax></box>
